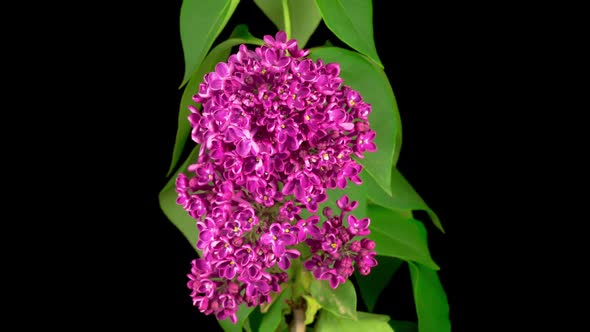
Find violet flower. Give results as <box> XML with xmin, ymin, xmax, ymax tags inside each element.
<box><xmin>260</xmin><ymin>222</ymin><xmax>297</xmax><ymax>256</ymax></box>
<box><xmin>303</xmin><ymin>195</ymin><xmax>378</xmax><ymax>288</ymax></box>
<box><xmin>176</xmin><ymin>30</ymin><xmax>378</xmax><ymax>322</ymax></box>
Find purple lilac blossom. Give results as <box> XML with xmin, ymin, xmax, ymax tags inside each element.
<box><xmin>303</xmin><ymin>198</ymin><xmax>377</xmax><ymax>289</ymax></box>
<box><xmin>178</xmin><ymin>31</ymin><xmax>377</xmax><ymax>322</ymax></box>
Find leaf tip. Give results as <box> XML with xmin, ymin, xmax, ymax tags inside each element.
<box><xmin>165</xmin><ymin>165</ymin><xmax>175</xmax><ymax>178</ymax></box>
<box><xmin>178</xmin><ymin>78</ymin><xmax>188</xmax><ymax>90</ymax></box>
<box><xmin>431</xmin><ymin>262</ymin><xmax>441</xmax><ymax>271</ymax></box>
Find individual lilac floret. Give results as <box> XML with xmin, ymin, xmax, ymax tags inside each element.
<box><xmin>177</xmin><ymin>30</ymin><xmax>377</xmax><ymax>322</ymax></box>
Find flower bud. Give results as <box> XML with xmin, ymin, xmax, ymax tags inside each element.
<box><xmin>349</xmin><ymin>240</ymin><xmax>361</xmax><ymax>252</ymax></box>
<box><xmin>361</xmin><ymin>238</ymin><xmax>376</xmax><ymax>250</ymax></box>
<box><xmin>231</xmin><ymin>237</ymin><xmax>243</xmax><ymax>248</ymax></box>
<box><xmin>227</xmin><ymin>282</ymin><xmax>240</xmax><ymax>294</ymax></box>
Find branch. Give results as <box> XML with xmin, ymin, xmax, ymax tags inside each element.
<box><xmin>290</xmin><ymin>307</ymin><xmax>305</xmax><ymax>332</ymax></box>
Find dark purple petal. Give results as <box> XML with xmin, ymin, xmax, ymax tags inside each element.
<box><xmin>282</xmin><ymin>179</ymin><xmax>295</xmax><ymax>195</ymax></box>
<box><xmin>260</xmin><ymin>233</ymin><xmax>273</xmax><ymax>246</ymax></box>
<box><xmin>236</xmin><ymin>139</ymin><xmax>251</xmax><ymax>156</ymax></box>
<box><xmin>226</xmin><ymin>126</ymin><xmax>245</xmax><ymax>140</ymax></box>
<box><xmin>269</xmin><ymin>223</ymin><xmax>283</xmax><ymax>236</ymax></box>
<box><xmin>278</xmin><ymin>232</ymin><xmax>297</xmax><ymax>245</ymax></box>
<box><xmin>264</xmin><ymin>48</ymin><xmax>277</xmax><ymax>64</ymax></box>
<box><xmin>207</xmin><ymin>73</ymin><xmax>223</xmax><ymax>90</ymax></box>
<box><xmin>272</xmin><ymin>242</ymin><xmax>285</xmax><ymax>256</ymax></box>
<box><xmin>278</xmin><ymin>256</ymin><xmax>291</xmax><ymax>270</ymax></box>
<box><xmin>276</xmin><ymin>56</ymin><xmax>290</xmax><ymax>67</ymax></box>
<box><xmin>293</xmin><ymin>184</ymin><xmax>305</xmax><ymax>201</ymax></box>
<box><xmin>337</xmin><ymin>195</ymin><xmax>350</xmax><ymax>210</ymax></box>
<box><xmin>276</xmin><ymin>31</ymin><xmax>287</xmax><ymax>43</ymax></box>
<box><xmin>215</xmin><ymin>62</ymin><xmax>230</xmax><ymax>78</ymax></box>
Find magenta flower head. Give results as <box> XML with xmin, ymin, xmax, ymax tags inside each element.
<box><xmin>176</xmin><ymin>31</ymin><xmax>377</xmax><ymax>322</ymax></box>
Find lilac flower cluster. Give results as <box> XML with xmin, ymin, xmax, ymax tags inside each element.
<box><xmin>177</xmin><ymin>31</ymin><xmax>377</xmax><ymax>323</ymax></box>
<box><xmin>304</xmin><ymin>196</ymin><xmax>378</xmax><ymax>289</ymax></box>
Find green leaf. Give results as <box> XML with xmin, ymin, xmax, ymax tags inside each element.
<box><xmin>253</xmin><ymin>0</ymin><xmax>283</xmax><ymax>30</ymax></box>
<box><xmin>287</xmin><ymin>0</ymin><xmax>322</xmax><ymax>47</ymax></box>
<box><xmin>167</xmin><ymin>77</ymin><xmax>201</xmax><ymax>177</ymax></box>
<box><xmin>409</xmin><ymin>262</ymin><xmax>451</xmax><ymax>332</ymax></box>
<box><xmin>392</xmin><ymin>110</ymin><xmax>403</xmax><ymax>167</ymax></box>
<box><xmin>357</xmin><ymin>311</ymin><xmax>391</xmax><ymax>322</ymax></box>
<box><xmin>389</xmin><ymin>320</ymin><xmax>418</xmax><ymax>332</ymax></box>
<box><xmin>259</xmin><ymin>287</ymin><xmax>292</xmax><ymax>332</ymax></box>
<box><xmin>367</xmin><ymin>205</ymin><xmax>439</xmax><ymax>270</ymax></box>
<box><xmin>365</xmin><ymin>167</ymin><xmax>444</xmax><ymax>233</ymax></box>
<box><xmin>391</xmin><ymin>168</ymin><xmax>443</xmax><ymax>232</ymax></box>
<box><xmin>218</xmin><ymin>304</ymin><xmax>256</xmax><ymax>332</ymax></box>
<box><xmin>243</xmin><ymin>319</ymin><xmax>253</xmax><ymax>332</ymax></box>
<box><xmin>309</xmin><ymin>47</ymin><xmax>400</xmax><ymax>196</ymax></box>
<box><xmin>314</xmin><ymin>0</ymin><xmax>382</xmax><ymax>67</ymax></box>
<box><xmin>253</xmin><ymin>0</ymin><xmax>322</xmax><ymax>47</ymax></box>
<box><xmin>355</xmin><ymin>256</ymin><xmax>404</xmax><ymax>312</ymax></box>
<box><xmin>315</xmin><ymin>310</ymin><xmax>394</xmax><ymax>332</ymax></box>
<box><xmin>310</xmin><ymin>279</ymin><xmax>357</xmax><ymax>319</ymax></box>
<box><xmin>159</xmin><ymin>147</ymin><xmax>200</xmax><ymax>248</ymax></box>
<box><xmin>302</xmin><ymin>294</ymin><xmax>322</xmax><ymax>325</ymax></box>
<box><xmin>167</xmin><ymin>25</ymin><xmax>264</xmax><ymax>175</ymax></box>
<box><xmin>179</xmin><ymin>0</ymin><xmax>240</xmax><ymax>87</ymax></box>
<box><xmin>245</xmin><ymin>307</ymin><xmax>263</xmax><ymax>332</ymax></box>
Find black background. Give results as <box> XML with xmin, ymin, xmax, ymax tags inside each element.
<box><xmin>25</xmin><ymin>0</ymin><xmax>532</xmax><ymax>330</ymax></box>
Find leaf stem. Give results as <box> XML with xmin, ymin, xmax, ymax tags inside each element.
<box><xmin>282</xmin><ymin>0</ymin><xmax>292</xmax><ymax>39</ymax></box>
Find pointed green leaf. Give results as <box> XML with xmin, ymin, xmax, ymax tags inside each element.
<box><xmin>409</xmin><ymin>262</ymin><xmax>451</xmax><ymax>332</ymax></box>
<box><xmin>357</xmin><ymin>311</ymin><xmax>391</xmax><ymax>322</ymax></box>
<box><xmin>309</xmin><ymin>47</ymin><xmax>401</xmax><ymax>196</ymax></box>
<box><xmin>310</xmin><ymin>279</ymin><xmax>357</xmax><ymax>319</ymax></box>
<box><xmin>365</xmin><ymin>167</ymin><xmax>444</xmax><ymax>232</ymax></box>
<box><xmin>253</xmin><ymin>0</ymin><xmax>282</xmax><ymax>27</ymax></box>
<box><xmin>218</xmin><ymin>304</ymin><xmax>256</xmax><ymax>332</ymax></box>
<box><xmin>167</xmin><ymin>77</ymin><xmax>201</xmax><ymax>177</ymax></box>
<box><xmin>168</xmin><ymin>25</ymin><xmax>264</xmax><ymax>175</ymax></box>
<box><xmin>288</xmin><ymin>0</ymin><xmax>322</xmax><ymax>47</ymax></box>
<box><xmin>243</xmin><ymin>319</ymin><xmax>253</xmax><ymax>332</ymax></box>
<box><xmin>367</xmin><ymin>205</ymin><xmax>439</xmax><ymax>270</ymax></box>
<box><xmin>245</xmin><ymin>307</ymin><xmax>263</xmax><ymax>332</ymax></box>
<box><xmin>278</xmin><ymin>319</ymin><xmax>289</xmax><ymax>332</ymax></box>
<box><xmin>392</xmin><ymin>112</ymin><xmax>403</xmax><ymax>167</ymax></box>
<box><xmin>391</xmin><ymin>168</ymin><xmax>443</xmax><ymax>232</ymax></box>
<box><xmin>254</xmin><ymin>0</ymin><xmax>322</xmax><ymax>47</ymax></box>
<box><xmin>302</xmin><ymin>294</ymin><xmax>322</xmax><ymax>325</ymax></box>
<box><xmin>179</xmin><ymin>0</ymin><xmax>240</xmax><ymax>87</ymax></box>
<box><xmin>355</xmin><ymin>256</ymin><xmax>404</xmax><ymax>312</ymax></box>
<box><xmin>259</xmin><ymin>287</ymin><xmax>292</xmax><ymax>332</ymax></box>
<box><xmin>389</xmin><ymin>320</ymin><xmax>418</xmax><ymax>332</ymax></box>
<box><xmin>159</xmin><ymin>146</ymin><xmax>200</xmax><ymax>248</ymax></box>
<box><xmin>315</xmin><ymin>310</ymin><xmax>394</xmax><ymax>332</ymax></box>
<box><xmin>314</xmin><ymin>0</ymin><xmax>382</xmax><ymax>66</ymax></box>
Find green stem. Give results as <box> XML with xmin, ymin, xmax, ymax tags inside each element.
<box><xmin>291</xmin><ymin>257</ymin><xmax>312</xmax><ymax>299</ymax></box>
<box><xmin>282</xmin><ymin>0</ymin><xmax>292</xmax><ymax>39</ymax></box>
